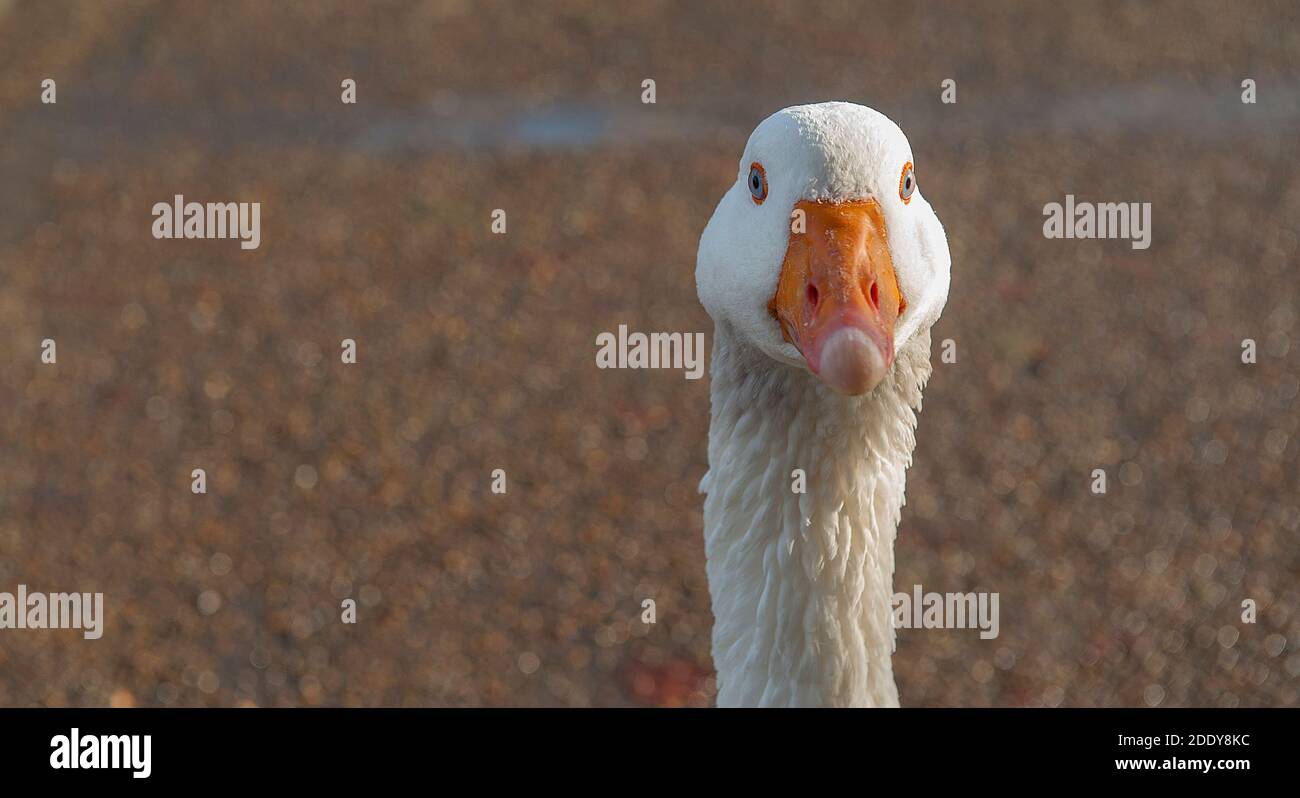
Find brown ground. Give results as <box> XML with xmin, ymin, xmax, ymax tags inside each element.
<box><xmin>0</xmin><ymin>1</ymin><xmax>1296</xmax><ymax>706</ymax></box>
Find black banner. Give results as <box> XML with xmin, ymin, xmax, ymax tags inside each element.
<box><xmin>0</xmin><ymin>708</ymin><xmax>1287</xmax><ymax>786</ymax></box>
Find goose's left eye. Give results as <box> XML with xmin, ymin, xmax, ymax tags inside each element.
<box><xmin>899</xmin><ymin>162</ymin><xmax>916</xmax><ymax>203</ymax></box>
<box><xmin>748</xmin><ymin>162</ymin><xmax>768</xmax><ymax>204</ymax></box>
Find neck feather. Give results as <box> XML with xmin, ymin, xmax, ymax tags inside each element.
<box><xmin>701</xmin><ymin>323</ymin><xmax>931</xmax><ymax>707</ymax></box>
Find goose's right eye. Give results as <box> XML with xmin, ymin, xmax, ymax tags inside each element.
<box><xmin>748</xmin><ymin>163</ymin><xmax>768</xmax><ymax>205</ymax></box>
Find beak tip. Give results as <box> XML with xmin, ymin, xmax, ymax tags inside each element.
<box><xmin>812</xmin><ymin>326</ymin><xmax>890</xmax><ymax>396</ymax></box>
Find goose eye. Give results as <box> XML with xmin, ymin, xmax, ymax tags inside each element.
<box><xmin>899</xmin><ymin>162</ymin><xmax>916</xmax><ymax>203</ymax></box>
<box><xmin>748</xmin><ymin>162</ymin><xmax>768</xmax><ymax>204</ymax></box>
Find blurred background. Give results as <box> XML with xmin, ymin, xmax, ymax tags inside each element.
<box><xmin>0</xmin><ymin>0</ymin><xmax>1297</xmax><ymax>707</ymax></box>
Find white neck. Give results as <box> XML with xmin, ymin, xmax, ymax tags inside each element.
<box><xmin>701</xmin><ymin>323</ymin><xmax>932</xmax><ymax>707</ymax></box>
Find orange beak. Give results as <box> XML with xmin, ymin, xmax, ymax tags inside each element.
<box><xmin>768</xmin><ymin>199</ymin><xmax>906</xmax><ymax>395</ymax></box>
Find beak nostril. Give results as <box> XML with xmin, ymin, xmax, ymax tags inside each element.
<box><xmin>806</xmin><ymin>284</ymin><xmax>819</xmax><ymax>308</ymax></box>
<box><xmin>868</xmin><ymin>280</ymin><xmax>880</xmax><ymax>310</ymax></box>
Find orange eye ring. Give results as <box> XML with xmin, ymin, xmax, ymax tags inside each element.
<box><xmin>899</xmin><ymin>161</ymin><xmax>916</xmax><ymax>204</ymax></box>
<box><xmin>748</xmin><ymin>162</ymin><xmax>768</xmax><ymax>205</ymax></box>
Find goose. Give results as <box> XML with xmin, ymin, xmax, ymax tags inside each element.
<box><xmin>696</xmin><ymin>102</ymin><xmax>951</xmax><ymax>707</ymax></box>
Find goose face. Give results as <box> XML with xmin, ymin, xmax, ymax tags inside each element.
<box><xmin>697</xmin><ymin>102</ymin><xmax>951</xmax><ymax>395</ymax></box>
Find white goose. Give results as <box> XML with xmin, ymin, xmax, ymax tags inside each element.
<box><xmin>696</xmin><ymin>102</ymin><xmax>951</xmax><ymax>707</ymax></box>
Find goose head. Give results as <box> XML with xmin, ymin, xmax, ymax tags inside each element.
<box><xmin>697</xmin><ymin>102</ymin><xmax>951</xmax><ymax>395</ymax></box>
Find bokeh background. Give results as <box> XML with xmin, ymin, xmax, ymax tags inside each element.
<box><xmin>0</xmin><ymin>0</ymin><xmax>1297</xmax><ymax>707</ymax></box>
